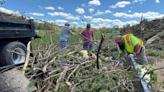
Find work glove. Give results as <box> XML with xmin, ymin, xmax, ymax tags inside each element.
<box><xmin>128</xmin><ymin>52</ymin><xmax>136</xmax><ymax>58</ymax></box>
<box><xmin>80</xmin><ymin>40</ymin><xmax>83</xmax><ymax>45</ymax></box>
<box><xmin>91</xmin><ymin>48</ymin><xmax>95</xmax><ymax>52</ymax></box>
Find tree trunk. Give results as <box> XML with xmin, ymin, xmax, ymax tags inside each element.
<box><xmin>146</xmin><ymin>30</ymin><xmax>164</xmax><ymax>45</ymax></box>
<box><xmin>0</xmin><ymin>68</ymin><xmax>37</xmax><ymax>92</ymax></box>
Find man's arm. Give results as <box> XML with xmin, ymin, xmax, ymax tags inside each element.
<box><xmin>120</xmin><ymin>52</ymin><xmax>125</xmax><ymax>58</ymax></box>
<box><xmin>134</xmin><ymin>44</ymin><xmax>140</xmax><ymax>53</ymax></box>
<box><xmin>92</xmin><ymin>31</ymin><xmax>95</xmax><ymax>40</ymax></box>
<box><xmin>80</xmin><ymin>35</ymin><xmax>83</xmax><ymax>41</ymax></box>
<box><xmin>69</xmin><ymin>29</ymin><xmax>74</xmax><ymax>35</ymax></box>
<box><xmin>130</xmin><ymin>35</ymin><xmax>140</xmax><ymax>54</ymax></box>
<box><xmin>71</xmin><ymin>32</ymin><xmax>74</xmax><ymax>35</ymax></box>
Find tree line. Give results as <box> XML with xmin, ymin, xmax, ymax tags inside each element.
<box><xmin>34</xmin><ymin>21</ymin><xmax>131</xmax><ymax>33</ymax></box>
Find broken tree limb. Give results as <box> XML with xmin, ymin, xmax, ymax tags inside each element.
<box><xmin>97</xmin><ymin>34</ymin><xmax>105</xmax><ymax>69</ymax></box>
<box><xmin>42</xmin><ymin>57</ymin><xmax>56</xmax><ymax>73</ymax></box>
<box><xmin>66</xmin><ymin>65</ymin><xmax>80</xmax><ymax>81</ymax></box>
<box><xmin>22</xmin><ymin>41</ymin><xmax>31</xmax><ymax>74</ymax></box>
<box><xmin>71</xmin><ymin>83</ymin><xmax>80</xmax><ymax>92</ymax></box>
<box><xmin>55</xmin><ymin>66</ymin><xmax>69</xmax><ymax>91</ymax></box>
<box><xmin>38</xmin><ymin>46</ymin><xmax>68</xmax><ymax>61</ymax></box>
<box><xmin>7</xmin><ymin>50</ymin><xmax>26</xmax><ymax>56</ymax></box>
<box><xmin>44</xmin><ymin>78</ymin><xmax>54</xmax><ymax>92</ymax></box>
<box><xmin>48</xmin><ymin>68</ymin><xmax>62</xmax><ymax>76</ymax></box>
<box><xmin>66</xmin><ymin>61</ymin><xmax>93</xmax><ymax>82</ymax></box>
<box><xmin>44</xmin><ymin>73</ymin><xmax>61</xmax><ymax>81</ymax></box>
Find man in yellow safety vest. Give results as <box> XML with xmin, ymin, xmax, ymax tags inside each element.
<box><xmin>115</xmin><ymin>34</ymin><xmax>148</xmax><ymax>68</ymax></box>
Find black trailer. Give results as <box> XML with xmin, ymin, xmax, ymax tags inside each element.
<box><xmin>0</xmin><ymin>16</ymin><xmax>41</xmax><ymax>68</ymax></box>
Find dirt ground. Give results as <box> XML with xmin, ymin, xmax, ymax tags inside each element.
<box><xmin>151</xmin><ymin>57</ymin><xmax>164</xmax><ymax>92</ymax></box>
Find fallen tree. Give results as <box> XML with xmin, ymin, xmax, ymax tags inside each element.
<box><xmin>0</xmin><ymin>33</ymin><xmax>159</xmax><ymax>92</ymax></box>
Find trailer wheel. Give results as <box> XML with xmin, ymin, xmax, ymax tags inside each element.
<box><xmin>0</xmin><ymin>42</ymin><xmax>26</xmax><ymax>66</ymax></box>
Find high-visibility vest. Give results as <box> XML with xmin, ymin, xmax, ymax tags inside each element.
<box><xmin>117</xmin><ymin>34</ymin><xmax>143</xmax><ymax>54</ymax></box>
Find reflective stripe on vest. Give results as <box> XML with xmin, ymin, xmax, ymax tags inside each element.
<box><xmin>125</xmin><ymin>34</ymin><xmax>132</xmax><ymax>46</ymax></box>
<box><xmin>117</xmin><ymin>44</ymin><xmax>120</xmax><ymax>49</ymax></box>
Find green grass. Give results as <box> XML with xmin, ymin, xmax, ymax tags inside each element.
<box><xmin>37</xmin><ymin>30</ymin><xmax>60</xmax><ymax>32</ymax></box>
<box><xmin>32</xmin><ymin>30</ymin><xmax>119</xmax><ymax>46</ymax></box>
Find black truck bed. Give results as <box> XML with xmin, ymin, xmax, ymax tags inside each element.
<box><xmin>0</xmin><ymin>16</ymin><xmax>36</xmax><ymax>39</ymax></box>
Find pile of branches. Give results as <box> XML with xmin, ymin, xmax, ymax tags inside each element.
<box><xmin>19</xmin><ymin>34</ymin><xmax>137</xmax><ymax>92</ymax></box>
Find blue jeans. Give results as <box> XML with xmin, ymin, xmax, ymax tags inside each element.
<box><xmin>83</xmin><ymin>44</ymin><xmax>93</xmax><ymax>50</ymax></box>
<box><xmin>60</xmin><ymin>41</ymin><xmax>67</xmax><ymax>51</ymax></box>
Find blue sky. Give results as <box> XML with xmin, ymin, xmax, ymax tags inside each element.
<box><xmin>0</xmin><ymin>0</ymin><xmax>163</xmax><ymax>28</ymax></box>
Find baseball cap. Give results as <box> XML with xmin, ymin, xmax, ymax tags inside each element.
<box><xmin>87</xmin><ymin>24</ymin><xmax>90</xmax><ymax>28</ymax></box>
<box><xmin>65</xmin><ymin>22</ymin><xmax>70</xmax><ymax>25</ymax></box>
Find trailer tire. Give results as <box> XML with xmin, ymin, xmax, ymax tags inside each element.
<box><xmin>0</xmin><ymin>42</ymin><xmax>26</xmax><ymax>66</ymax></box>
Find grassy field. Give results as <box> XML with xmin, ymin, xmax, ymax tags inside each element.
<box><xmin>31</xmin><ymin>30</ymin><xmax>119</xmax><ymax>46</ymax></box>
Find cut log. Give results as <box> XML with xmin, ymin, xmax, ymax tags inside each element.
<box><xmin>0</xmin><ymin>68</ymin><xmax>37</xmax><ymax>92</ymax></box>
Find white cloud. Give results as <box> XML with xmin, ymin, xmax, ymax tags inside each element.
<box><xmin>83</xmin><ymin>15</ymin><xmax>92</xmax><ymax>19</ymax></box>
<box><xmin>58</xmin><ymin>24</ymin><xmax>64</xmax><ymax>26</ymax></box>
<box><xmin>156</xmin><ymin>0</ymin><xmax>160</xmax><ymax>3</ymax></box>
<box><xmin>39</xmin><ymin>6</ymin><xmax>44</xmax><ymax>9</ymax></box>
<box><xmin>47</xmin><ymin>20</ymin><xmax>55</xmax><ymax>23</ymax></box>
<box><xmin>58</xmin><ymin>6</ymin><xmax>64</xmax><ymax>10</ymax></box>
<box><xmin>91</xmin><ymin>18</ymin><xmax>112</xmax><ymax>23</ymax></box>
<box><xmin>30</xmin><ymin>17</ymin><xmax>34</xmax><ymax>19</ymax></box>
<box><xmin>27</xmin><ymin>17</ymin><xmax>34</xmax><ymax>19</ymax></box>
<box><xmin>113</xmin><ymin>12</ymin><xmax>133</xmax><ymax>18</ymax></box>
<box><xmin>113</xmin><ymin>11</ymin><xmax>164</xmax><ymax>19</ymax></box>
<box><xmin>110</xmin><ymin>1</ymin><xmax>131</xmax><ymax>8</ymax></box>
<box><xmin>94</xmin><ymin>10</ymin><xmax>104</xmax><ymax>16</ymax></box>
<box><xmin>99</xmin><ymin>24</ymin><xmax>110</xmax><ymax>28</ymax></box>
<box><xmin>29</xmin><ymin>13</ymin><xmax>44</xmax><ymax>16</ymax></box>
<box><xmin>90</xmin><ymin>23</ymin><xmax>110</xmax><ymax>29</ymax></box>
<box><xmin>55</xmin><ymin>19</ymin><xmax>68</xmax><ymax>23</ymax></box>
<box><xmin>35</xmin><ymin>19</ymin><xmax>55</xmax><ymax>24</ymax></box>
<box><xmin>0</xmin><ymin>7</ymin><xmax>20</xmax><ymax>15</ymax></box>
<box><xmin>113</xmin><ymin>19</ymin><xmax>139</xmax><ymax>27</ymax></box>
<box><xmin>48</xmin><ymin>12</ymin><xmax>80</xmax><ymax>20</ymax></box>
<box><xmin>71</xmin><ymin>22</ymin><xmax>79</xmax><ymax>24</ymax></box>
<box><xmin>90</xmin><ymin>24</ymin><xmax>99</xmax><ymax>29</ymax></box>
<box><xmin>75</xmin><ymin>7</ymin><xmax>85</xmax><ymax>14</ymax></box>
<box><xmin>93</xmin><ymin>10</ymin><xmax>112</xmax><ymax>16</ymax></box>
<box><xmin>105</xmin><ymin>10</ymin><xmax>112</xmax><ymax>13</ymax></box>
<box><xmin>89</xmin><ymin>8</ymin><xmax>94</xmax><ymax>13</ymax></box>
<box><xmin>88</xmin><ymin>0</ymin><xmax>101</xmax><ymax>6</ymax></box>
<box><xmin>133</xmin><ymin>0</ymin><xmax>146</xmax><ymax>4</ymax></box>
<box><xmin>45</xmin><ymin>6</ymin><xmax>55</xmax><ymax>10</ymax></box>
<box><xmin>35</xmin><ymin>20</ymin><xmax>44</xmax><ymax>24</ymax></box>
<box><xmin>128</xmin><ymin>10</ymin><xmax>131</xmax><ymax>13</ymax></box>
<box><xmin>82</xmin><ymin>4</ymin><xmax>85</xmax><ymax>7</ymax></box>
<box><xmin>81</xmin><ymin>21</ymin><xmax>87</xmax><ymax>24</ymax></box>
<box><xmin>110</xmin><ymin>5</ymin><xmax>117</xmax><ymax>9</ymax></box>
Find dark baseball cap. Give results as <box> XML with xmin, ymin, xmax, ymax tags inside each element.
<box><xmin>87</xmin><ymin>24</ymin><xmax>90</xmax><ymax>28</ymax></box>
